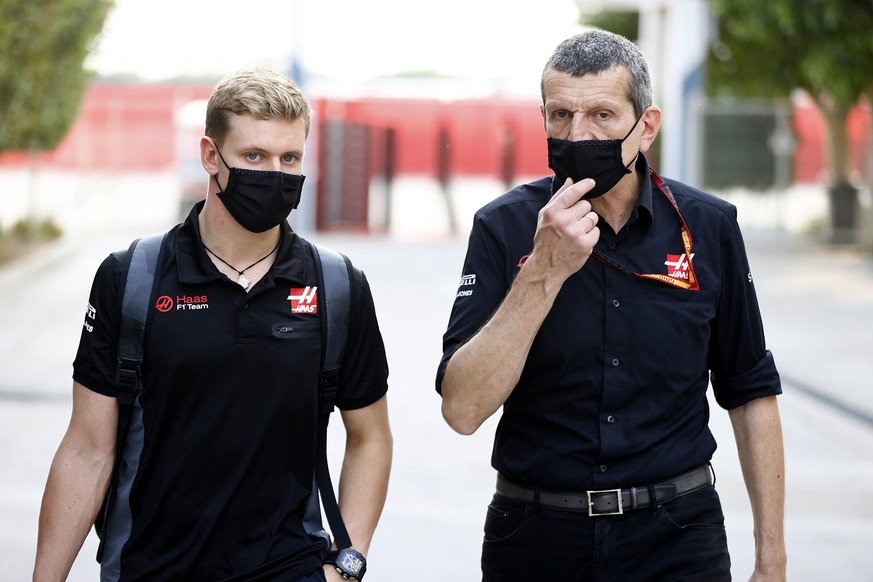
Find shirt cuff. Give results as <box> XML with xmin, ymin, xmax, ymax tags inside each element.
<box><xmin>711</xmin><ymin>350</ymin><xmax>782</xmax><ymax>410</ymax></box>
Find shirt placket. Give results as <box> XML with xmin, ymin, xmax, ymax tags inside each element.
<box><xmin>596</xmin><ymin>259</ymin><xmax>633</xmax><ymax>484</ymax></box>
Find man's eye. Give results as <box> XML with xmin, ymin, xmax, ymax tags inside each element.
<box><xmin>283</xmin><ymin>154</ymin><xmax>297</xmax><ymax>163</ymax></box>
<box><xmin>246</xmin><ymin>153</ymin><xmax>260</xmax><ymax>161</ymax></box>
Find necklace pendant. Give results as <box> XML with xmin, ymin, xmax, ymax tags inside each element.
<box><xmin>237</xmin><ymin>273</ymin><xmax>251</xmax><ymax>290</ymax></box>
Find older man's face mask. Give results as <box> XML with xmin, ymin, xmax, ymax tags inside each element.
<box><xmin>547</xmin><ymin>112</ymin><xmax>643</xmax><ymax>198</ymax></box>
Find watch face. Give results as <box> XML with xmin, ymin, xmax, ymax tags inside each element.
<box><xmin>338</xmin><ymin>550</ymin><xmax>364</xmax><ymax>575</ymax></box>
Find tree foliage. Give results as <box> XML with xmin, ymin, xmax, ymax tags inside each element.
<box><xmin>708</xmin><ymin>0</ymin><xmax>873</xmax><ymax>109</ymax></box>
<box><xmin>0</xmin><ymin>0</ymin><xmax>114</xmax><ymax>154</ymax></box>
<box><xmin>710</xmin><ymin>0</ymin><xmax>873</xmax><ymax>242</ymax></box>
<box><xmin>581</xmin><ymin>9</ymin><xmax>639</xmax><ymax>42</ymax></box>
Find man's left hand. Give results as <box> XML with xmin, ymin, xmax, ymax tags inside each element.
<box><xmin>323</xmin><ymin>564</ymin><xmax>345</xmax><ymax>581</ymax></box>
<box><xmin>748</xmin><ymin>556</ymin><xmax>787</xmax><ymax>582</ymax></box>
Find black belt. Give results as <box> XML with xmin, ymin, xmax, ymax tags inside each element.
<box><xmin>495</xmin><ymin>464</ymin><xmax>714</xmax><ymax>516</ymax></box>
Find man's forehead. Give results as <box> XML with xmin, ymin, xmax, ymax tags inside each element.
<box><xmin>225</xmin><ymin>111</ymin><xmax>302</xmax><ymax>129</ymax></box>
<box><xmin>223</xmin><ymin>113</ymin><xmax>305</xmax><ymax>145</ymax></box>
<box><xmin>543</xmin><ymin>67</ymin><xmax>632</xmax><ymax>105</ymax></box>
<box><xmin>544</xmin><ymin>66</ymin><xmax>630</xmax><ymax>88</ymax></box>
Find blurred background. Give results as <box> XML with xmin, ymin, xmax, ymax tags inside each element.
<box><xmin>1</xmin><ymin>0</ymin><xmax>872</xmax><ymax>580</ymax></box>
<box><xmin>2</xmin><ymin>0</ymin><xmax>871</xmax><ymax>245</ymax></box>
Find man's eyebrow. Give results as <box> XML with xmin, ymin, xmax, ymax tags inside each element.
<box><xmin>239</xmin><ymin>145</ymin><xmax>304</xmax><ymax>157</ymax></box>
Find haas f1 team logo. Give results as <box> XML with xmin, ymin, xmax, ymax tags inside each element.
<box><xmin>664</xmin><ymin>253</ymin><xmax>695</xmax><ymax>280</ymax></box>
<box><xmin>288</xmin><ymin>287</ymin><xmax>318</xmax><ymax>314</ymax></box>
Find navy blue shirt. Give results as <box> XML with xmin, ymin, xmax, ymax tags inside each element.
<box><xmin>74</xmin><ymin>203</ymin><xmax>389</xmax><ymax>581</ymax></box>
<box><xmin>436</xmin><ymin>156</ymin><xmax>780</xmax><ymax>491</ymax></box>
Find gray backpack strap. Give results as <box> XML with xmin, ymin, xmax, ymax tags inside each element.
<box><xmin>303</xmin><ymin>242</ymin><xmax>353</xmax><ymax>550</ymax></box>
<box><xmin>116</xmin><ymin>232</ymin><xmax>166</xmax><ymax>393</ymax></box>
<box><xmin>314</xmin><ymin>243</ymin><xmax>352</xmax><ymax>410</ymax></box>
<box><xmin>95</xmin><ymin>231</ymin><xmax>167</xmax><ymax>563</ymax></box>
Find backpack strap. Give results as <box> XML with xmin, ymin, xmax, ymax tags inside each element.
<box><xmin>303</xmin><ymin>242</ymin><xmax>353</xmax><ymax>550</ymax></box>
<box><xmin>95</xmin><ymin>231</ymin><xmax>166</xmax><ymax>562</ymax></box>
<box><xmin>315</xmin><ymin>243</ymin><xmax>352</xmax><ymax>413</ymax></box>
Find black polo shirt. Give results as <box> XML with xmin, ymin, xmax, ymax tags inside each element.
<box><xmin>436</xmin><ymin>155</ymin><xmax>781</xmax><ymax>492</ymax></box>
<box><xmin>74</xmin><ymin>203</ymin><xmax>388</xmax><ymax>580</ymax></box>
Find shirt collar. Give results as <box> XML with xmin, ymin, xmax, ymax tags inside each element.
<box><xmin>614</xmin><ymin>153</ymin><xmax>657</xmax><ymax>234</ymax></box>
<box><xmin>636</xmin><ymin>153</ymin><xmax>654</xmax><ymax>223</ymax></box>
<box><xmin>175</xmin><ymin>202</ymin><xmax>307</xmax><ymax>286</ymax></box>
<box><xmin>591</xmin><ymin>154</ymin><xmax>655</xmax><ymax>244</ymax></box>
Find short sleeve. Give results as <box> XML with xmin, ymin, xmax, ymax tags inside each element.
<box><xmin>72</xmin><ymin>252</ymin><xmax>125</xmax><ymax>397</ymax></box>
<box><xmin>435</xmin><ymin>212</ymin><xmax>515</xmax><ymax>394</ymax></box>
<box><xmin>335</xmin><ymin>267</ymin><xmax>389</xmax><ymax>410</ymax></box>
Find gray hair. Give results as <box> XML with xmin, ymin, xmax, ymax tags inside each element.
<box><xmin>541</xmin><ymin>30</ymin><xmax>653</xmax><ymax>117</ymax></box>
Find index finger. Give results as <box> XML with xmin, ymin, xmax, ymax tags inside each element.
<box><xmin>552</xmin><ymin>177</ymin><xmax>596</xmax><ymax>210</ymax></box>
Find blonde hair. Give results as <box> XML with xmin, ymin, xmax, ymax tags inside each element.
<box><xmin>205</xmin><ymin>67</ymin><xmax>313</xmax><ymax>144</ymax></box>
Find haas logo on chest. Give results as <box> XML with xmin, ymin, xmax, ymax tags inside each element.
<box><xmin>664</xmin><ymin>253</ymin><xmax>695</xmax><ymax>280</ymax></box>
<box><xmin>288</xmin><ymin>286</ymin><xmax>318</xmax><ymax>314</ymax></box>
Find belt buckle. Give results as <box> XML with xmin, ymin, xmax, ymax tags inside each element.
<box><xmin>587</xmin><ymin>488</ymin><xmax>624</xmax><ymax>516</ymax></box>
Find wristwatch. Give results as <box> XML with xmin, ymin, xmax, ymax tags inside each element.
<box><xmin>324</xmin><ymin>548</ymin><xmax>367</xmax><ymax>581</ymax></box>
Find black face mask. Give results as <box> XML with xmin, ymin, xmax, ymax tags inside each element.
<box><xmin>213</xmin><ymin>146</ymin><xmax>305</xmax><ymax>233</ymax></box>
<box><xmin>547</xmin><ymin>113</ymin><xmax>643</xmax><ymax>198</ymax></box>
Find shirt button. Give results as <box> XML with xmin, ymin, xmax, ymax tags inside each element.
<box><xmin>611</xmin><ymin>358</ymin><xmax>620</xmax><ymax>367</ymax></box>
<box><xmin>242</xmin><ymin>303</ymin><xmax>249</xmax><ymax>310</ymax></box>
<box><xmin>613</xmin><ymin>299</ymin><xmax>620</xmax><ymax>308</ymax></box>
<box><xmin>600</xmin><ymin>465</ymin><xmax>608</xmax><ymax>473</ymax></box>
<box><xmin>607</xmin><ymin>415</ymin><xmax>615</xmax><ymax>424</ymax></box>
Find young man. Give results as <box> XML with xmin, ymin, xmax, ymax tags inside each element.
<box><xmin>34</xmin><ymin>68</ymin><xmax>392</xmax><ymax>581</ymax></box>
<box><xmin>437</xmin><ymin>31</ymin><xmax>785</xmax><ymax>581</ymax></box>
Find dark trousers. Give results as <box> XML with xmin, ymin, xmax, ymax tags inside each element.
<box><xmin>295</xmin><ymin>568</ymin><xmax>327</xmax><ymax>582</ymax></box>
<box><xmin>481</xmin><ymin>485</ymin><xmax>731</xmax><ymax>582</ymax></box>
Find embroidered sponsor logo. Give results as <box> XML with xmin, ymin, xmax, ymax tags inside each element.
<box><xmin>83</xmin><ymin>302</ymin><xmax>96</xmax><ymax>333</ymax></box>
<box><xmin>167</xmin><ymin>295</ymin><xmax>209</xmax><ymax>311</ymax></box>
<box><xmin>288</xmin><ymin>286</ymin><xmax>318</xmax><ymax>314</ymax></box>
<box><xmin>664</xmin><ymin>253</ymin><xmax>695</xmax><ymax>280</ymax></box>
<box><xmin>155</xmin><ymin>296</ymin><xmax>174</xmax><ymax>312</ymax></box>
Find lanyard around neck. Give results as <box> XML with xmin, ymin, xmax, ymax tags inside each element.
<box><xmin>592</xmin><ymin>170</ymin><xmax>700</xmax><ymax>291</ymax></box>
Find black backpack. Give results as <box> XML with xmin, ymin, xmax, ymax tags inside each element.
<box><xmin>94</xmin><ymin>231</ymin><xmax>353</xmax><ymax>561</ymax></box>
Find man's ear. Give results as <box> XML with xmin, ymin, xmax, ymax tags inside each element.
<box><xmin>639</xmin><ymin>106</ymin><xmax>662</xmax><ymax>153</ymax></box>
<box><xmin>201</xmin><ymin>136</ymin><xmax>219</xmax><ymax>175</ymax></box>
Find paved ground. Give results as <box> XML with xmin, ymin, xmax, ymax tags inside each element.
<box><xmin>2</xmin><ymin>174</ymin><xmax>872</xmax><ymax>580</ymax></box>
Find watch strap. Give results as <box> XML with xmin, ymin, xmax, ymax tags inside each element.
<box><xmin>325</xmin><ymin>548</ymin><xmax>367</xmax><ymax>581</ymax></box>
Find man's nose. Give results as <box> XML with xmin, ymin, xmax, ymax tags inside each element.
<box><xmin>568</xmin><ymin>116</ymin><xmax>596</xmax><ymax>141</ymax></box>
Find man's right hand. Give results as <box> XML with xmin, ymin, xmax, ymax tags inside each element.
<box><xmin>524</xmin><ymin>178</ymin><xmax>601</xmax><ymax>284</ymax></box>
